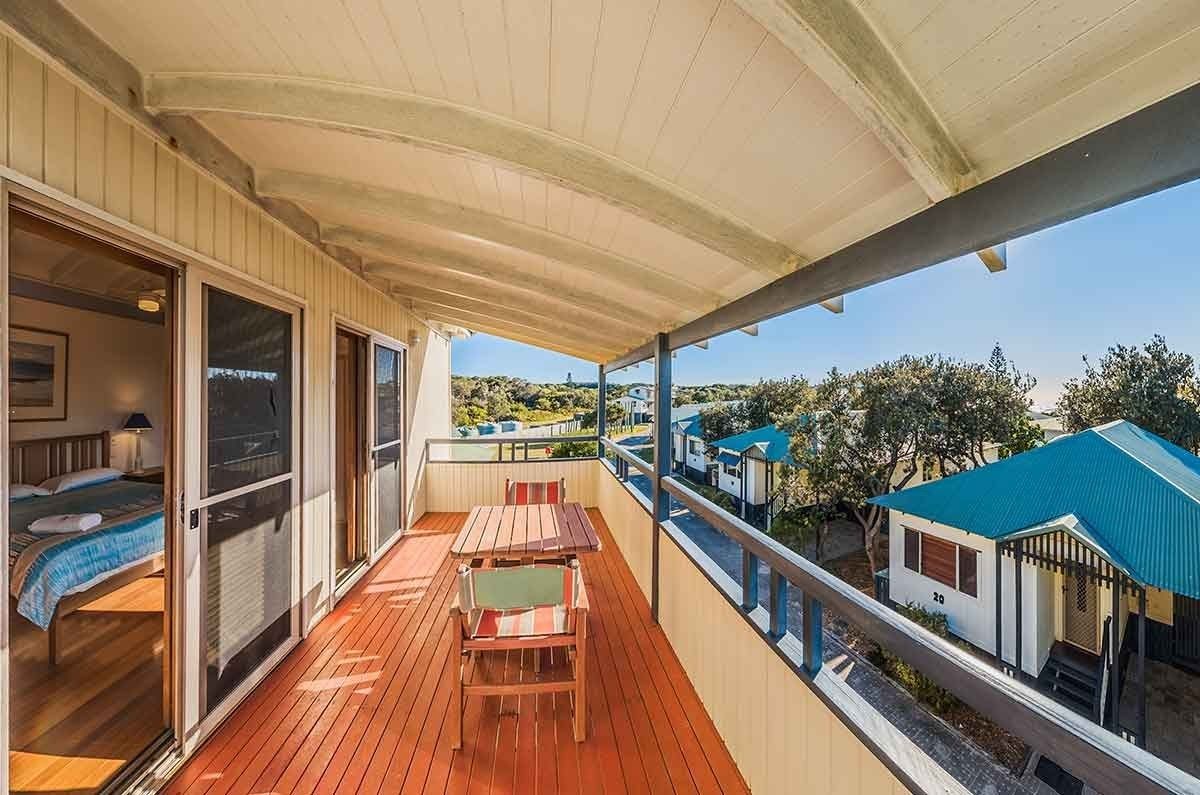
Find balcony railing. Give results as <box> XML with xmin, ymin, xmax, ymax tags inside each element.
<box><xmin>421</xmin><ymin>438</ymin><xmax>1197</xmax><ymax>793</ymax></box>
<box><xmin>425</xmin><ymin>434</ymin><xmax>600</xmax><ymax>463</ymax></box>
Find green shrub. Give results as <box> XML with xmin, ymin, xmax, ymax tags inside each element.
<box><xmin>872</xmin><ymin>602</ymin><xmax>959</xmax><ymax>712</ymax></box>
<box><xmin>549</xmin><ymin>440</ymin><xmax>598</xmax><ymax>458</ymax></box>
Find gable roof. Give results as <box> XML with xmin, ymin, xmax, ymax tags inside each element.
<box><xmin>673</xmin><ymin>413</ymin><xmax>703</xmax><ymax>438</ymax></box>
<box><xmin>711</xmin><ymin>424</ymin><xmax>795</xmax><ymax>465</ymax></box>
<box><xmin>871</xmin><ymin>421</ymin><xmax>1200</xmax><ymax>598</ymax></box>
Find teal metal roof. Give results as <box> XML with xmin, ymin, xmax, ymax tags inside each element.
<box><xmin>716</xmin><ymin>451</ymin><xmax>742</xmax><ymax>467</ymax></box>
<box><xmin>871</xmin><ymin>421</ymin><xmax>1200</xmax><ymax>598</ymax></box>
<box><xmin>711</xmin><ymin>424</ymin><xmax>795</xmax><ymax>465</ymax></box>
<box><xmin>673</xmin><ymin>413</ymin><xmax>703</xmax><ymax>438</ymax></box>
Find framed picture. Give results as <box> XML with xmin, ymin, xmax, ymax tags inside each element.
<box><xmin>9</xmin><ymin>326</ymin><xmax>69</xmax><ymax>422</ymax></box>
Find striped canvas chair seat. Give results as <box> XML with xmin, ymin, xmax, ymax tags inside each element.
<box><xmin>504</xmin><ymin>478</ymin><xmax>565</xmax><ymax>505</ymax></box>
<box><xmin>457</xmin><ymin>561</ymin><xmax>581</xmax><ymax>639</ymax></box>
<box><xmin>470</xmin><ymin>605</ymin><xmax>569</xmax><ymax>638</ymax></box>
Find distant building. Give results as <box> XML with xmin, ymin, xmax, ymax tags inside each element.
<box><xmin>709</xmin><ymin>424</ymin><xmax>795</xmax><ymax>527</ymax></box>
<box><xmin>669</xmin><ymin>404</ymin><xmax>724</xmax><ymax>481</ymax></box>
<box><xmin>618</xmin><ymin>385</ymin><xmax>682</xmax><ymax>424</ymax></box>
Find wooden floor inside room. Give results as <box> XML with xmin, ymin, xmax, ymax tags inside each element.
<box><xmin>9</xmin><ymin>574</ymin><xmax>167</xmax><ymax>795</ymax></box>
<box><xmin>165</xmin><ymin>511</ymin><xmax>748</xmax><ymax>794</ymax></box>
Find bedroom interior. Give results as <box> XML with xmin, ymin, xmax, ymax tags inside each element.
<box><xmin>7</xmin><ymin>210</ymin><xmax>173</xmax><ymax>795</ymax></box>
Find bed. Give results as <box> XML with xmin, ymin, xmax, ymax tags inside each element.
<box><xmin>9</xmin><ymin>431</ymin><xmax>165</xmax><ymax>664</ymax></box>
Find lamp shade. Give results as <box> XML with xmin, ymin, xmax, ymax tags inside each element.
<box><xmin>123</xmin><ymin>412</ymin><xmax>153</xmax><ymax>431</ymax></box>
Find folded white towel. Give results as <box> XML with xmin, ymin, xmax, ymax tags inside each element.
<box><xmin>28</xmin><ymin>513</ymin><xmax>103</xmax><ymax>534</ymax></box>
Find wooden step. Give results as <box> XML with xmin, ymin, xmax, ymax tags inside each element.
<box><xmin>1044</xmin><ymin>658</ymin><xmax>1098</xmax><ymax>691</ymax></box>
<box><xmin>1040</xmin><ymin>670</ymin><xmax>1095</xmax><ymax>706</ymax></box>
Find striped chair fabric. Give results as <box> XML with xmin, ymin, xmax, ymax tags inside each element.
<box><xmin>504</xmin><ymin>477</ymin><xmax>566</xmax><ymax>506</ymax></box>
<box><xmin>456</xmin><ymin>561</ymin><xmax>581</xmax><ymax>639</ymax></box>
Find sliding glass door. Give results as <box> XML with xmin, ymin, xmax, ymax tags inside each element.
<box><xmin>372</xmin><ymin>343</ymin><xmax>405</xmax><ymax>552</ymax></box>
<box><xmin>195</xmin><ymin>283</ymin><xmax>301</xmax><ymax>718</ymax></box>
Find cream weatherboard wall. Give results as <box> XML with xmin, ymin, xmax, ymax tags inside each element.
<box><xmin>0</xmin><ymin>33</ymin><xmax>451</xmax><ymax>625</ymax></box>
<box><xmin>424</xmin><ymin>459</ymin><xmax>599</xmax><ymax>513</ymax></box>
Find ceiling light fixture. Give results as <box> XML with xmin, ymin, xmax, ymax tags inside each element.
<box><xmin>136</xmin><ymin>290</ymin><xmax>162</xmax><ymax>313</ymax></box>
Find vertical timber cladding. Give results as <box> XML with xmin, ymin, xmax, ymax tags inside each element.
<box><xmin>0</xmin><ymin>35</ymin><xmax>451</xmax><ymax>617</ymax></box>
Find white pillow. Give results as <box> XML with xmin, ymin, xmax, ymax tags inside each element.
<box><xmin>9</xmin><ymin>483</ymin><xmax>50</xmax><ymax>501</ymax></box>
<box><xmin>29</xmin><ymin>512</ymin><xmax>103</xmax><ymax>534</ymax></box>
<box><xmin>38</xmin><ymin>467</ymin><xmax>123</xmax><ymax>495</ymax></box>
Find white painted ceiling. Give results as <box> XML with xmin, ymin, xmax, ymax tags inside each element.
<box><xmin>58</xmin><ymin>0</ymin><xmax>1200</xmax><ymax>360</ymax></box>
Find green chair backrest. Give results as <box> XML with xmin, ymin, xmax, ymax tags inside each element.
<box><xmin>461</xmin><ymin>564</ymin><xmax>573</xmax><ymax>610</ymax></box>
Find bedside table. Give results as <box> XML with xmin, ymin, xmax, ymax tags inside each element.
<box><xmin>123</xmin><ymin>466</ymin><xmax>164</xmax><ymax>484</ymax></box>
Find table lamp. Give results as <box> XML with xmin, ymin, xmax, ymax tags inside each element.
<box><xmin>123</xmin><ymin>412</ymin><xmax>153</xmax><ymax>474</ymax></box>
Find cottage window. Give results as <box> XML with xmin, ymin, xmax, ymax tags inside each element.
<box><xmin>903</xmin><ymin>526</ymin><xmax>980</xmax><ymax>598</ymax></box>
<box><xmin>958</xmin><ymin>546</ymin><xmax>978</xmax><ymax>597</ymax></box>
<box><xmin>688</xmin><ymin>439</ymin><xmax>703</xmax><ymax>455</ymax></box>
<box><xmin>723</xmin><ymin>462</ymin><xmax>740</xmax><ymax>478</ymax></box>
<box><xmin>904</xmin><ymin>528</ymin><xmax>920</xmax><ymax>572</ymax></box>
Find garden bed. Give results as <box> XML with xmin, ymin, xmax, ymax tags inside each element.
<box><xmin>820</xmin><ymin>548</ymin><xmax>1029</xmax><ymax>773</ymax></box>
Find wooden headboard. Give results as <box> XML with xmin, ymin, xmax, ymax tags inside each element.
<box><xmin>10</xmin><ymin>431</ymin><xmax>111</xmax><ymax>485</ymax></box>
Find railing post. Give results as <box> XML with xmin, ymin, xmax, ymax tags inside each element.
<box><xmin>651</xmin><ymin>333</ymin><xmax>671</xmax><ymax>623</ymax></box>
<box><xmin>769</xmin><ymin>569</ymin><xmax>788</xmax><ymax>639</ymax></box>
<box><xmin>597</xmin><ymin>364</ymin><xmax>606</xmax><ymax>458</ymax></box>
<box><xmin>802</xmin><ymin>592</ymin><xmax>823</xmax><ymax>675</ymax></box>
<box><xmin>741</xmin><ymin>549</ymin><xmax>759</xmax><ymax>611</ymax></box>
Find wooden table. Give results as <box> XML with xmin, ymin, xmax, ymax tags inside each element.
<box><xmin>451</xmin><ymin>503</ymin><xmax>602</xmax><ymax>561</ymax></box>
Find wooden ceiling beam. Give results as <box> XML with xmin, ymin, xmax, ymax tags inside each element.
<box><xmin>382</xmin><ymin>274</ymin><xmax>642</xmax><ymax>348</ymax></box>
<box><xmin>977</xmin><ymin>244</ymin><xmax>1008</xmax><ymax>273</ymax></box>
<box><xmin>258</xmin><ymin>170</ymin><xmax>719</xmax><ymax>312</ymax></box>
<box><xmin>145</xmin><ymin>72</ymin><xmax>802</xmax><ymax>277</ymax></box>
<box><xmin>327</xmin><ymin>225</ymin><xmax>668</xmax><ymax>330</ymax></box>
<box><xmin>402</xmin><ymin>296</ymin><xmax>620</xmax><ymax>354</ymax></box>
<box><xmin>733</xmin><ymin>0</ymin><xmax>974</xmax><ymax>201</ymax></box>
<box><xmin>409</xmin><ymin>306</ymin><xmax>609</xmax><ymax>362</ymax></box>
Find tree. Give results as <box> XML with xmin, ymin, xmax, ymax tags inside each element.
<box><xmin>697</xmin><ymin>377</ymin><xmax>815</xmax><ymax>443</ymax></box>
<box><xmin>1056</xmin><ymin>335</ymin><xmax>1200</xmax><ymax>451</ymax></box>
<box><xmin>787</xmin><ymin>359</ymin><xmax>934</xmax><ymax>572</ymax></box>
<box><xmin>787</xmin><ymin>350</ymin><xmax>1038</xmax><ymax>573</ymax></box>
<box><xmin>924</xmin><ymin>345</ymin><xmax>1038</xmax><ymax>471</ymax></box>
<box><xmin>579</xmin><ymin>400</ymin><xmax>624</xmax><ymax>429</ymax></box>
<box><xmin>698</xmin><ymin>402</ymin><xmax>743</xmax><ymax>443</ymax></box>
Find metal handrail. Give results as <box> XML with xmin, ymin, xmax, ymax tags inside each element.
<box><xmin>600</xmin><ymin>437</ymin><xmax>653</xmax><ymax>477</ymax></box>
<box><xmin>427</xmin><ymin>435</ymin><xmax>597</xmax><ymax>446</ymax></box>
<box><xmin>643</xmin><ymin>467</ymin><xmax>1192</xmax><ymax>794</ymax></box>
<box><xmin>1097</xmin><ymin>615</ymin><xmax>1113</xmax><ymax>723</ymax></box>
<box><xmin>426</xmin><ymin>435</ymin><xmax>601</xmax><ymax>463</ymax></box>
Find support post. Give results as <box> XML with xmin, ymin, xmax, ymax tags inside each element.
<box><xmin>740</xmin><ymin>452</ymin><xmax>747</xmax><ymax>519</ymax></box>
<box><xmin>766</xmin><ymin>463</ymin><xmax>773</xmax><ymax>532</ymax></box>
<box><xmin>995</xmin><ymin>541</ymin><xmax>1004</xmax><ymax>672</ymax></box>
<box><xmin>596</xmin><ymin>364</ymin><xmax>606</xmax><ymax>452</ymax></box>
<box><xmin>1015</xmin><ymin>539</ymin><xmax>1024</xmax><ymax>677</ymax></box>
<box><xmin>769</xmin><ymin>570</ymin><xmax>788</xmax><ymax>639</ymax></box>
<box><xmin>651</xmin><ymin>333</ymin><xmax>671</xmax><ymax>623</ymax></box>
<box><xmin>1138</xmin><ymin>586</ymin><xmax>1147</xmax><ymax>748</ymax></box>
<box><xmin>802</xmin><ymin>592</ymin><xmax>823</xmax><ymax>675</ymax></box>
<box><xmin>742</xmin><ymin>550</ymin><xmax>759</xmax><ymax>611</ymax></box>
<box><xmin>1111</xmin><ymin>572</ymin><xmax>1122</xmax><ymax>735</ymax></box>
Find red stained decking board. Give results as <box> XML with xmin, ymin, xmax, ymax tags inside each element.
<box><xmin>165</xmin><ymin>510</ymin><xmax>747</xmax><ymax>794</ymax></box>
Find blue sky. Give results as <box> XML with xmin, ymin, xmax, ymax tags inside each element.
<box><xmin>452</xmin><ymin>178</ymin><xmax>1200</xmax><ymax>407</ymax></box>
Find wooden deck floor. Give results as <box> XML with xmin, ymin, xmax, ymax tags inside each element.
<box><xmin>165</xmin><ymin>510</ymin><xmax>747</xmax><ymax>794</ymax></box>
